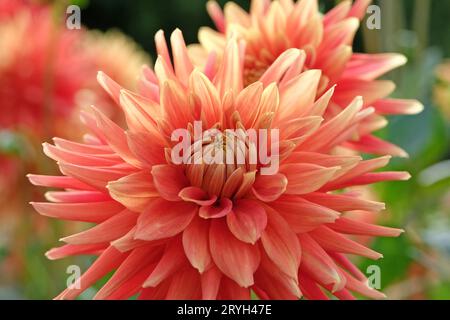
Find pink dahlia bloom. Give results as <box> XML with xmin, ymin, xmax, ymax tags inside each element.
<box><xmin>30</xmin><ymin>30</ymin><xmax>409</xmax><ymax>300</ymax></box>
<box><xmin>0</xmin><ymin>0</ymin><xmax>150</xmax><ymax>137</ymax></box>
<box><xmin>0</xmin><ymin>0</ymin><xmax>149</xmax><ymax>205</ymax></box>
<box><xmin>0</xmin><ymin>1</ymin><xmax>88</xmax><ymax>136</ymax></box>
<box><xmin>191</xmin><ymin>0</ymin><xmax>423</xmax><ymax>157</ymax></box>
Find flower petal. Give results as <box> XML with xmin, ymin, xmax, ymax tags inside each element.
<box><xmin>252</xmin><ymin>173</ymin><xmax>287</xmax><ymax>202</ymax></box>
<box><xmin>183</xmin><ymin>216</ymin><xmax>212</xmax><ymax>273</ymax></box>
<box><xmin>199</xmin><ymin>198</ymin><xmax>233</xmax><ymax>219</ymax></box>
<box><xmin>107</xmin><ymin>171</ymin><xmax>159</xmax><ymax>212</ymax></box>
<box><xmin>261</xmin><ymin>206</ymin><xmax>301</xmax><ymax>280</ymax></box>
<box><xmin>151</xmin><ymin>165</ymin><xmax>189</xmax><ymax>201</ymax></box>
<box><xmin>210</xmin><ymin>219</ymin><xmax>260</xmax><ymax>288</ymax></box>
<box><xmin>135</xmin><ymin>199</ymin><xmax>197</xmax><ymax>241</ymax></box>
<box><xmin>227</xmin><ymin>199</ymin><xmax>267</xmax><ymax>244</ymax></box>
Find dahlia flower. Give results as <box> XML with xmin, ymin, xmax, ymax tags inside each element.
<box><xmin>76</xmin><ymin>30</ymin><xmax>150</xmax><ymax>122</ymax></box>
<box><xmin>0</xmin><ymin>2</ymin><xmax>87</xmax><ymax>136</ymax></box>
<box><xmin>30</xmin><ymin>30</ymin><xmax>409</xmax><ymax>300</ymax></box>
<box><xmin>0</xmin><ymin>0</ymin><xmax>150</xmax><ymax>137</ymax></box>
<box><xmin>191</xmin><ymin>0</ymin><xmax>423</xmax><ymax>157</ymax></box>
<box><xmin>0</xmin><ymin>0</ymin><xmax>149</xmax><ymax>206</ymax></box>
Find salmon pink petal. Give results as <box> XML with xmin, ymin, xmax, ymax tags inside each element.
<box><xmin>299</xmin><ymin>234</ymin><xmax>345</xmax><ymax>292</ymax></box>
<box><xmin>179</xmin><ymin>187</ymin><xmax>218</xmax><ymax>206</ymax></box>
<box><xmin>28</xmin><ymin>174</ymin><xmax>95</xmax><ymax>191</ymax></box>
<box><xmin>302</xmin><ymin>192</ymin><xmax>385</xmax><ymax>212</ymax></box>
<box><xmin>166</xmin><ymin>267</ymin><xmax>202</xmax><ymax>300</ymax></box>
<box><xmin>31</xmin><ymin>201</ymin><xmax>123</xmax><ymax>223</ymax></box>
<box><xmin>342</xmin><ymin>270</ymin><xmax>386</xmax><ymax>300</ymax></box>
<box><xmin>107</xmin><ymin>171</ymin><xmax>159</xmax><ymax>212</ymax></box>
<box><xmin>144</xmin><ymin>237</ymin><xmax>188</xmax><ymax>287</ymax></box>
<box><xmin>105</xmin><ymin>262</ymin><xmax>157</xmax><ymax>300</ymax></box>
<box><xmin>154</xmin><ymin>30</ymin><xmax>173</xmax><ymax>70</ymax></box>
<box><xmin>323</xmin><ymin>1</ymin><xmax>351</xmax><ymax>25</ymax></box>
<box><xmin>170</xmin><ymin>29</ymin><xmax>194</xmax><ymax>86</ymax></box>
<box><xmin>207</xmin><ymin>0</ymin><xmax>226</xmax><ymax>33</ymax></box>
<box><xmin>201</xmin><ymin>266</ymin><xmax>222</xmax><ymax>300</ymax></box>
<box><xmin>254</xmin><ymin>250</ymin><xmax>302</xmax><ymax>300</ymax></box>
<box><xmin>89</xmin><ymin>106</ymin><xmax>144</xmax><ymax>169</ymax></box>
<box><xmin>55</xmin><ymin>246</ymin><xmax>127</xmax><ymax>300</ymax></box>
<box><xmin>270</xmin><ymin>196</ymin><xmax>339</xmax><ymax>233</ymax></box>
<box><xmin>334</xmin><ymin>79</ymin><xmax>395</xmax><ymax>107</ymax></box>
<box><xmin>199</xmin><ymin>198</ymin><xmax>233</xmax><ymax>219</ymax></box>
<box><xmin>329</xmin><ymin>217</ymin><xmax>404</xmax><ymax>237</ymax></box>
<box><xmin>60</xmin><ymin>210</ymin><xmax>137</xmax><ymax>245</ymax></box>
<box><xmin>329</xmin><ymin>171</ymin><xmax>411</xmax><ymax>190</ymax></box>
<box><xmin>226</xmin><ymin>199</ymin><xmax>267</xmax><ymax>244</ymax></box>
<box><xmin>348</xmin><ymin>0</ymin><xmax>373</xmax><ymax>20</ymax></box>
<box><xmin>97</xmin><ymin>71</ymin><xmax>123</xmax><ymax>105</ymax></box>
<box><xmin>218</xmin><ymin>277</ymin><xmax>251</xmax><ymax>300</ymax></box>
<box><xmin>45</xmin><ymin>191</ymin><xmax>110</xmax><ymax>203</ymax></box>
<box><xmin>151</xmin><ymin>165</ymin><xmax>189</xmax><ymax>201</ymax></box>
<box><xmin>281</xmin><ymin>164</ymin><xmax>339</xmax><ymax>195</ymax></box>
<box><xmin>252</xmin><ymin>173</ymin><xmax>287</xmax><ymax>202</ymax></box>
<box><xmin>135</xmin><ymin>199</ymin><xmax>197</xmax><ymax>241</ymax></box>
<box><xmin>261</xmin><ymin>206</ymin><xmax>301</xmax><ymax>280</ymax></box>
<box><xmin>58</xmin><ymin>163</ymin><xmax>133</xmax><ymax>191</ymax></box>
<box><xmin>183</xmin><ymin>216</ymin><xmax>212</xmax><ymax>273</ymax></box>
<box><xmin>277</xmin><ymin>70</ymin><xmax>321</xmax><ymax>121</ymax></box>
<box><xmin>259</xmin><ymin>49</ymin><xmax>304</xmax><ymax>87</ymax></box>
<box><xmin>299</xmin><ymin>274</ymin><xmax>329</xmax><ymax>300</ymax></box>
<box><xmin>345</xmin><ymin>134</ymin><xmax>409</xmax><ymax>158</ymax></box>
<box><xmin>342</xmin><ymin>53</ymin><xmax>407</xmax><ymax>81</ymax></box>
<box><xmin>210</xmin><ymin>219</ymin><xmax>260</xmax><ymax>288</ymax></box>
<box><xmin>127</xmin><ymin>131</ymin><xmax>166</xmax><ymax>167</ymax></box>
<box><xmin>139</xmin><ymin>282</ymin><xmax>171</xmax><ymax>300</ymax></box>
<box><xmin>45</xmin><ymin>244</ymin><xmax>107</xmax><ymax>261</ymax></box>
<box><xmin>94</xmin><ymin>245</ymin><xmax>162</xmax><ymax>300</ymax></box>
<box><xmin>214</xmin><ymin>37</ymin><xmax>243</xmax><ymax>97</ymax></box>
<box><xmin>373</xmin><ymin>98</ymin><xmax>424</xmax><ymax>115</ymax></box>
<box><xmin>328</xmin><ymin>252</ymin><xmax>367</xmax><ymax>281</ymax></box>
<box><xmin>311</xmin><ymin>226</ymin><xmax>383</xmax><ymax>260</ymax></box>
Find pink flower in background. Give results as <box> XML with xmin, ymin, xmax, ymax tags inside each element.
<box><xmin>191</xmin><ymin>0</ymin><xmax>423</xmax><ymax>157</ymax></box>
<box><xmin>30</xmin><ymin>30</ymin><xmax>408</xmax><ymax>300</ymax></box>
<box><xmin>0</xmin><ymin>0</ymin><xmax>150</xmax><ymax>208</ymax></box>
<box><xmin>0</xmin><ymin>0</ymin><xmax>150</xmax><ymax>137</ymax></box>
<box><xmin>0</xmin><ymin>1</ymin><xmax>88</xmax><ymax>137</ymax></box>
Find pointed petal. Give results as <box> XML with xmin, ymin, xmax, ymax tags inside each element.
<box><xmin>311</xmin><ymin>226</ymin><xmax>383</xmax><ymax>260</ymax></box>
<box><xmin>183</xmin><ymin>216</ymin><xmax>212</xmax><ymax>273</ymax></box>
<box><xmin>329</xmin><ymin>217</ymin><xmax>404</xmax><ymax>237</ymax></box>
<box><xmin>31</xmin><ymin>201</ymin><xmax>123</xmax><ymax>223</ymax></box>
<box><xmin>143</xmin><ymin>237</ymin><xmax>187</xmax><ymax>287</ymax></box>
<box><xmin>261</xmin><ymin>206</ymin><xmax>301</xmax><ymax>280</ymax></box>
<box><xmin>281</xmin><ymin>164</ymin><xmax>339</xmax><ymax>195</ymax></box>
<box><xmin>60</xmin><ymin>210</ymin><xmax>137</xmax><ymax>245</ymax></box>
<box><xmin>210</xmin><ymin>219</ymin><xmax>260</xmax><ymax>288</ymax></box>
<box><xmin>270</xmin><ymin>196</ymin><xmax>339</xmax><ymax>233</ymax></box>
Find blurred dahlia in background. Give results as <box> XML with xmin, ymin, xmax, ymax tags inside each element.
<box><xmin>191</xmin><ymin>0</ymin><xmax>423</xmax><ymax>157</ymax></box>
<box><xmin>0</xmin><ymin>0</ymin><xmax>149</xmax><ymax>295</ymax></box>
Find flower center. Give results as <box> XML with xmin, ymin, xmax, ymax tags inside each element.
<box><xmin>184</xmin><ymin>128</ymin><xmax>257</xmax><ymax>198</ymax></box>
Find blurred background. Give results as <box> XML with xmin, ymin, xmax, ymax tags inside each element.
<box><xmin>0</xmin><ymin>0</ymin><xmax>449</xmax><ymax>299</ymax></box>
